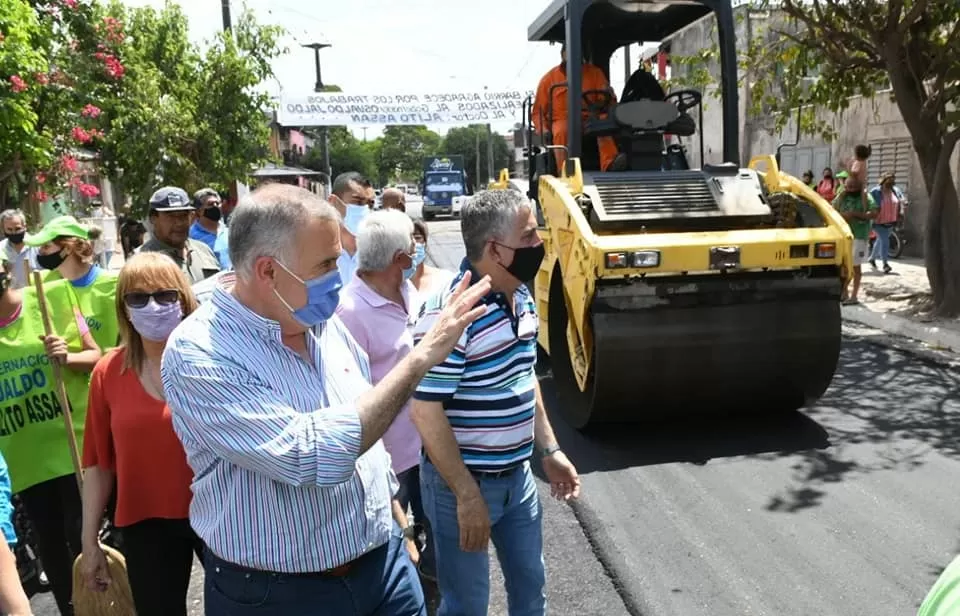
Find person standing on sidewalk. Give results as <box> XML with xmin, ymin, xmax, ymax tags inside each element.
<box><xmin>410</xmin><ymin>189</ymin><xmax>581</xmax><ymax>616</ymax></box>
<box><xmin>834</xmin><ymin>174</ymin><xmax>879</xmax><ymax>305</ymax></box>
<box><xmin>868</xmin><ymin>172</ymin><xmax>905</xmax><ymax>274</ymax></box>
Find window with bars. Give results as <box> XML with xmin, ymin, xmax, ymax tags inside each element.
<box><xmin>867</xmin><ymin>140</ymin><xmax>912</xmax><ymax>193</ymax></box>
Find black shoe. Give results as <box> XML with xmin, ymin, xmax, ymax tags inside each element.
<box><xmin>869</xmin><ymin>259</ymin><xmax>877</xmax><ymax>270</ymax></box>
<box><xmin>883</xmin><ymin>263</ymin><xmax>892</xmax><ymax>274</ymax></box>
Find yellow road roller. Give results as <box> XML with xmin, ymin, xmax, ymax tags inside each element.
<box><xmin>521</xmin><ymin>0</ymin><xmax>853</xmax><ymax>428</ymax></box>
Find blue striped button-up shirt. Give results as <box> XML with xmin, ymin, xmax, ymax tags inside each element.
<box><xmin>161</xmin><ymin>281</ymin><xmax>398</xmax><ymax>573</ymax></box>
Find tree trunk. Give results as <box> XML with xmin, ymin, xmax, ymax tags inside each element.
<box><xmin>886</xmin><ymin>55</ymin><xmax>960</xmax><ymax>316</ymax></box>
<box><xmin>922</xmin><ymin>132</ymin><xmax>960</xmax><ymax>316</ymax></box>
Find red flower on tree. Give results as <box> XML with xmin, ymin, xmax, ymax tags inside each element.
<box><xmin>81</xmin><ymin>104</ymin><xmax>102</xmax><ymax>118</ymax></box>
<box><xmin>72</xmin><ymin>126</ymin><xmax>92</xmax><ymax>144</ymax></box>
<box><xmin>61</xmin><ymin>155</ymin><xmax>79</xmax><ymax>172</ymax></box>
<box><xmin>9</xmin><ymin>75</ymin><xmax>27</xmax><ymax>93</ymax></box>
<box><xmin>78</xmin><ymin>183</ymin><xmax>100</xmax><ymax>198</ymax></box>
<box><xmin>35</xmin><ymin>190</ymin><xmax>49</xmax><ymax>203</ymax></box>
<box><xmin>62</xmin><ymin>0</ymin><xmax>78</xmax><ymax>8</ymax></box>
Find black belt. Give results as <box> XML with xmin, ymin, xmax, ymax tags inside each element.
<box><xmin>204</xmin><ymin>544</ymin><xmax>381</xmax><ymax>579</ymax></box>
<box><xmin>423</xmin><ymin>454</ymin><xmax>521</xmax><ymax>479</ymax></box>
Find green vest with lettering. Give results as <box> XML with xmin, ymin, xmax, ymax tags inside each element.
<box><xmin>0</xmin><ymin>281</ymin><xmax>90</xmax><ymax>494</ymax></box>
<box><xmin>43</xmin><ymin>268</ymin><xmax>120</xmax><ymax>351</ymax></box>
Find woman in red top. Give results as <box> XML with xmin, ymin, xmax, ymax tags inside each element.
<box><xmin>78</xmin><ymin>252</ymin><xmax>200</xmax><ymax>616</ymax></box>
<box><xmin>816</xmin><ymin>167</ymin><xmax>837</xmax><ymax>202</ymax></box>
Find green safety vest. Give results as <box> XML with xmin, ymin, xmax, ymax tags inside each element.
<box><xmin>0</xmin><ymin>281</ymin><xmax>90</xmax><ymax>494</ymax></box>
<box><xmin>43</xmin><ymin>268</ymin><xmax>120</xmax><ymax>351</ymax></box>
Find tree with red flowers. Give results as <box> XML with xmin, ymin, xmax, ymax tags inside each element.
<box><xmin>0</xmin><ymin>0</ymin><xmax>121</xmax><ymax>219</ymax></box>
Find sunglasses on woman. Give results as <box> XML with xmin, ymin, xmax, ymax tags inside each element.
<box><xmin>123</xmin><ymin>289</ymin><xmax>180</xmax><ymax>309</ymax></box>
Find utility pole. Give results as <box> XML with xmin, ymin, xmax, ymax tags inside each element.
<box><xmin>486</xmin><ymin>123</ymin><xmax>494</xmax><ymax>184</ymax></box>
<box><xmin>221</xmin><ymin>0</ymin><xmax>231</xmax><ymax>32</ymax></box>
<box><xmin>303</xmin><ymin>42</ymin><xmax>332</xmax><ymax>193</ymax></box>
<box><xmin>362</xmin><ymin>127</ymin><xmax>368</xmax><ymax>142</ymax></box>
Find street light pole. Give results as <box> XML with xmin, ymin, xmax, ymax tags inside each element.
<box><xmin>303</xmin><ymin>42</ymin><xmax>332</xmax><ymax>193</ymax></box>
<box><xmin>221</xmin><ymin>0</ymin><xmax>231</xmax><ymax>32</ymax></box>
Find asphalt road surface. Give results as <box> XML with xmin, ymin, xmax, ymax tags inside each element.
<box><xmin>30</xmin><ymin>218</ymin><xmax>960</xmax><ymax>615</ymax></box>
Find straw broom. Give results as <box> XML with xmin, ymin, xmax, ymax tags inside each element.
<box><xmin>32</xmin><ymin>272</ymin><xmax>136</xmax><ymax>616</ymax></box>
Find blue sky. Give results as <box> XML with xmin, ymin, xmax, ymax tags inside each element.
<box><xmin>119</xmin><ymin>0</ymin><xmax>657</xmax><ymax>138</ymax></box>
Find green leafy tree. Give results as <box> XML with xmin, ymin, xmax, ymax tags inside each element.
<box><xmin>740</xmin><ymin>0</ymin><xmax>960</xmax><ymax>315</ymax></box>
<box><xmin>377</xmin><ymin>126</ymin><xmax>442</xmax><ymax>182</ymax></box>
<box><xmin>303</xmin><ymin>126</ymin><xmax>377</xmax><ymax>183</ymax></box>
<box><xmin>442</xmin><ymin>125</ymin><xmax>513</xmax><ymax>192</ymax></box>
<box><xmin>99</xmin><ymin>1</ymin><xmax>284</xmax><ymax>211</ymax></box>
<box><xmin>0</xmin><ymin>0</ymin><xmax>123</xmax><ymax>219</ymax></box>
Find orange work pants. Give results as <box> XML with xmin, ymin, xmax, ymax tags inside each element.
<box><xmin>550</xmin><ymin>120</ymin><xmax>618</xmax><ymax>171</ymax></box>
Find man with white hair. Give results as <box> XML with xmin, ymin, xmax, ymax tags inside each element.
<box><xmin>0</xmin><ymin>209</ymin><xmax>39</xmax><ymax>289</ymax></box>
<box><xmin>335</xmin><ymin>209</ymin><xmax>436</xmax><ymax>583</ymax></box>
<box><xmin>160</xmin><ymin>184</ymin><xmax>491</xmax><ymax>615</ymax></box>
<box><xmin>410</xmin><ymin>189</ymin><xmax>580</xmax><ymax>616</ymax></box>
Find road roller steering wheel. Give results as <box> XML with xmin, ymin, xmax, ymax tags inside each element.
<box><xmin>582</xmin><ymin>89</ymin><xmax>616</xmax><ymax>115</ymax></box>
<box><xmin>664</xmin><ymin>89</ymin><xmax>702</xmax><ymax>115</ymax></box>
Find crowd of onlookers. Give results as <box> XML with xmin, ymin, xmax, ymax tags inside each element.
<box><xmin>799</xmin><ymin>144</ymin><xmax>907</xmax><ymax>305</ymax></box>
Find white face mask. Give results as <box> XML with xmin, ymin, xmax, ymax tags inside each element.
<box><xmin>339</xmin><ymin>199</ymin><xmax>369</xmax><ymax>236</ymax></box>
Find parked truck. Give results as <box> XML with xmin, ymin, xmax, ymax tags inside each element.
<box><xmin>421</xmin><ymin>155</ymin><xmax>467</xmax><ymax>220</ymax></box>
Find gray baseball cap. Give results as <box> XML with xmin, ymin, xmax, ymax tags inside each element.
<box><xmin>148</xmin><ymin>187</ymin><xmax>194</xmax><ymax>212</ymax></box>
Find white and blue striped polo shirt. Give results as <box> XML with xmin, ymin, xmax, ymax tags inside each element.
<box><xmin>412</xmin><ymin>258</ymin><xmax>538</xmax><ymax>472</ymax></box>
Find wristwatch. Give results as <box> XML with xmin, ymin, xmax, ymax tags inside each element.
<box><xmin>541</xmin><ymin>444</ymin><xmax>562</xmax><ymax>457</ymax></box>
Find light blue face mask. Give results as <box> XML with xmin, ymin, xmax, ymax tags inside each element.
<box><xmin>343</xmin><ymin>203</ymin><xmax>370</xmax><ymax>236</ymax></box>
<box><xmin>273</xmin><ymin>261</ymin><xmax>343</xmax><ymax>327</ymax></box>
<box><xmin>403</xmin><ymin>242</ymin><xmax>427</xmax><ymax>280</ymax></box>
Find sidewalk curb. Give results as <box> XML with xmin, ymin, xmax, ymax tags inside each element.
<box><xmin>842</xmin><ymin>305</ymin><xmax>960</xmax><ymax>364</ymax></box>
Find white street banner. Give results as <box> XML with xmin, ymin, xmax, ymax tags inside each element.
<box><xmin>276</xmin><ymin>90</ymin><xmax>534</xmax><ymax>127</ymax></box>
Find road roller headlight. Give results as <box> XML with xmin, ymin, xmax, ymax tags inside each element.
<box><xmin>815</xmin><ymin>242</ymin><xmax>837</xmax><ymax>258</ymax></box>
<box><xmin>605</xmin><ymin>252</ymin><xmax>628</xmax><ymax>268</ymax></box>
<box><xmin>631</xmin><ymin>250</ymin><xmax>661</xmax><ymax>268</ymax></box>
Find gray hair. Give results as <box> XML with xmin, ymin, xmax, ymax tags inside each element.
<box><xmin>461</xmin><ymin>189</ymin><xmax>526</xmax><ymax>262</ymax></box>
<box><xmin>356</xmin><ymin>209</ymin><xmax>414</xmax><ymax>273</ymax></box>
<box><xmin>193</xmin><ymin>188</ymin><xmax>219</xmax><ymax>209</ymax></box>
<box><xmin>332</xmin><ymin>172</ymin><xmax>367</xmax><ymax>198</ymax></box>
<box><xmin>0</xmin><ymin>209</ymin><xmax>26</xmax><ymax>227</ymax></box>
<box><xmin>228</xmin><ymin>184</ymin><xmax>340</xmax><ymax>279</ymax></box>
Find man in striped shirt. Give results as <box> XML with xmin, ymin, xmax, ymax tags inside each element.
<box><xmin>161</xmin><ymin>184</ymin><xmax>491</xmax><ymax>616</ymax></box>
<box><xmin>411</xmin><ymin>189</ymin><xmax>581</xmax><ymax>616</ymax></box>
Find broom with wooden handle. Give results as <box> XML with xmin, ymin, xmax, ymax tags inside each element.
<box><xmin>31</xmin><ymin>272</ymin><xmax>135</xmax><ymax>616</ymax></box>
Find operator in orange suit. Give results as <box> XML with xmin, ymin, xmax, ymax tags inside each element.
<box><xmin>532</xmin><ymin>43</ymin><xmax>623</xmax><ymax>171</ymax></box>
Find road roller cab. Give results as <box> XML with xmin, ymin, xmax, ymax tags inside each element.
<box><xmin>523</xmin><ymin>0</ymin><xmax>853</xmax><ymax>429</ymax></box>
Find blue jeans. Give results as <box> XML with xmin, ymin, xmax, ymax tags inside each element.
<box><xmin>396</xmin><ymin>465</ymin><xmax>437</xmax><ymax>578</ymax></box>
<box><xmin>870</xmin><ymin>223</ymin><xmax>892</xmax><ymax>264</ymax></box>
<box><xmin>420</xmin><ymin>458</ymin><xmax>546</xmax><ymax>616</ymax></box>
<box><xmin>203</xmin><ymin>527</ymin><xmax>426</xmax><ymax>616</ymax></box>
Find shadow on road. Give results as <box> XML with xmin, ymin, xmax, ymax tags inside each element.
<box><xmin>535</xmin><ymin>372</ymin><xmax>831</xmax><ymax>477</ymax></box>
<box><xmin>535</xmin><ymin>337</ymin><xmax>960</xmax><ymax>513</ymax></box>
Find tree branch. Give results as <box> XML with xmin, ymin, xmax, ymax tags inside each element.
<box><xmin>779</xmin><ymin>0</ymin><xmax>880</xmax><ymax>60</ymax></box>
<box><xmin>897</xmin><ymin>0</ymin><xmax>931</xmax><ymax>35</ymax></box>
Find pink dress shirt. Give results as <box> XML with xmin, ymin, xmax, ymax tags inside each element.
<box><xmin>335</xmin><ymin>276</ymin><xmax>422</xmax><ymax>474</ymax></box>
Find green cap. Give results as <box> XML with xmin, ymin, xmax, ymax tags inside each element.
<box><xmin>24</xmin><ymin>215</ymin><xmax>89</xmax><ymax>247</ymax></box>
<box><xmin>836</xmin><ymin>171</ymin><xmax>849</xmax><ymax>179</ymax></box>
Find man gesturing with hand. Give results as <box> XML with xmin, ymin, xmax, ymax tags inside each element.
<box><xmin>411</xmin><ymin>190</ymin><xmax>579</xmax><ymax>616</ymax></box>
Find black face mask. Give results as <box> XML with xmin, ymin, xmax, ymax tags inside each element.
<box><xmin>37</xmin><ymin>251</ymin><xmax>66</xmax><ymax>271</ymax></box>
<box><xmin>202</xmin><ymin>207</ymin><xmax>222</xmax><ymax>222</ymax></box>
<box><xmin>500</xmin><ymin>243</ymin><xmax>545</xmax><ymax>283</ymax></box>
<box><xmin>4</xmin><ymin>231</ymin><xmax>25</xmax><ymax>245</ymax></box>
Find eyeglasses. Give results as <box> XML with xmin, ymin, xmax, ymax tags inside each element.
<box><xmin>123</xmin><ymin>289</ymin><xmax>180</xmax><ymax>308</ymax></box>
